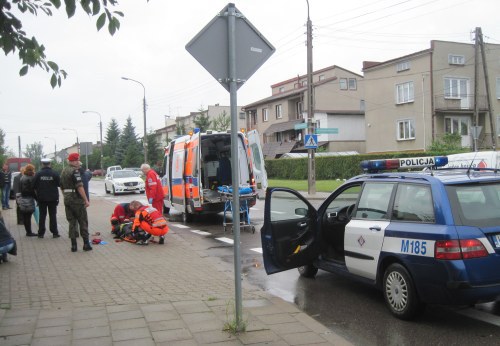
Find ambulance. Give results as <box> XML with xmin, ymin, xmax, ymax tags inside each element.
<box><xmin>161</xmin><ymin>129</ymin><xmax>266</xmax><ymax>222</ymax></box>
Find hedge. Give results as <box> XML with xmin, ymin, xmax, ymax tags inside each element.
<box><xmin>264</xmin><ymin>151</ymin><xmax>466</xmax><ymax>180</ymax></box>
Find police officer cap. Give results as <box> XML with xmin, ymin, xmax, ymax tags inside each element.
<box><xmin>41</xmin><ymin>158</ymin><xmax>52</xmax><ymax>163</ymax></box>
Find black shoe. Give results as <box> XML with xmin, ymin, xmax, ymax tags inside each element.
<box><xmin>26</xmin><ymin>232</ymin><xmax>37</xmax><ymax>237</ymax></box>
<box><xmin>38</xmin><ymin>234</ymin><xmax>44</xmax><ymax>238</ymax></box>
<box><xmin>71</xmin><ymin>238</ymin><xmax>77</xmax><ymax>252</ymax></box>
<box><xmin>83</xmin><ymin>240</ymin><xmax>92</xmax><ymax>251</ymax></box>
<box><xmin>53</xmin><ymin>234</ymin><xmax>60</xmax><ymax>238</ymax></box>
<box><xmin>159</xmin><ymin>236</ymin><xmax>165</xmax><ymax>245</ymax></box>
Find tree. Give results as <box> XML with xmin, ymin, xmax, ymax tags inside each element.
<box><xmin>1</xmin><ymin>0</ymin><xmax>125</xmax><ymax>88</ymax></box>
<box><xmin>428</xmin><ymin>133</ymin><xmax>462</xmax><ymax>151</ymax></box>
<box><xmin>24</xmin><ymin>141</ymin><xmax>43</xmax><ymax>169</ymax></box>
<box><xmin>146</xmin><ymin>131</ymin><xmax>162</xmax><ymax>167</ymax></box>
<box><xmin>103</xmin><ymin>118</ymin><xmax>120</xmax><ymax>165</ymax></box>
<box><xmin>212</xmin><ymin>110</ymin><xmax>231</xmax><ymax>131</ymax></box>
<box><xmin>193</xmin><ymin>106</ymin><xmax>211</xmax><ymax>132</ymax></box>
<box><xmin>118</xmin><ymin>116</ymin><xmax>141</xmax><ymax>167</ymax></box>
<box><xmin>0</xmin><ymin>128</ymin><xmax>6</xmax><ymax>166</ymax></box>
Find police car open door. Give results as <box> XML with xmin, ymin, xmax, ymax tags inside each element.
<box><xmin>247</xmin><ymin>130</ymin><xmax>268</xmax><ymax>198</ymax></box>
<box><xmin>261</xmin><ymin>188</ymin><xmax>320</xmax><ymax>274</ymax></box>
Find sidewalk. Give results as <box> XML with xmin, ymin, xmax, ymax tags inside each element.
<box><xmin>0</xmin><ymin>197</ymin><xmax>351</xmax><ymax>345</ymax></box>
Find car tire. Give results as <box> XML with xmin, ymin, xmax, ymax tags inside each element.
<box><xmin>105</xmin><ymin>184</ymin><xmax>109</xmax><ymax>194</ymax></box>
<box><xmin>182</xmin><ymin>212</ymin><xmax>193</xmax><ymax>223</ymax></box>
<box><xmin>298</xmin><ymin>264</ymin><xmax>318</xmax><ymax>278</ymax></box>
<box><xmin>163</xmin><ymin>205</ymin><xmax>170</xmax><ymax>215</ymax></box>
<box><xmin>383</xmin><ymin>263</ymin><xmax>424</xmax><ymax>320</ymax></box>
<box><xmin>112</xmin><ymin>186</ymin><xmax>116</xmax><ymax>196</ymax></box>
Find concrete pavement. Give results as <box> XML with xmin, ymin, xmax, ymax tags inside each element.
<box><xmin>0</xmin><ymin>196</ymin><xmax>351</xmax><ymax>345</ymax></box>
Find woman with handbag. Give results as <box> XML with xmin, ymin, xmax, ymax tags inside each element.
<box><xmin>18</xmin><ymin>164</ymin><xmax>37</xmax><ymax>237</ymax></box>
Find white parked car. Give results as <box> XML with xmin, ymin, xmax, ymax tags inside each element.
<box><xmin>104</xmin><ymin>170</ymin><xmax>145</xmax><ymax>195</ymax></box>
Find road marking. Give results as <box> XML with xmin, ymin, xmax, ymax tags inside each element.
<box><xmin>456</xmin><ymin>307</ymin><xmax>500</xmax><ymax>327</ymax></box>
<box><xmin>216</xmin><ymin>237</ymin><xmax>234</xmax><ymax>244</ymax></box>
<box><xmin>191</xmin><ymin>230</ymin><xmax>211</xmax><ymax>236</ymax></box>
<box><xmin>250</xmin><ymin>248</ymin><xmax>262</xmax><ymax>253</ymax></box>
<box><xmin>174</xmin><ymin>224</ymin><xmax>190</xmax><ymax>229</ymax></box>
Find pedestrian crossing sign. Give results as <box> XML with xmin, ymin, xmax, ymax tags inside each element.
<box><xmin>304</xmin><ymin>134</ymin><xmax>318</xmax><ymax>149</ymax></box>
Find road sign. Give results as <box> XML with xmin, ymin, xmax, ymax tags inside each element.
<box><xmin>186</xmin><ymin>4</ymin><xmax>275</xmax><ymax>92</ymax></box>
<box><xmin>80</xmin><ymin>142</ymin><xmax>93</xmax><ymax>155</ymax></box>
<box><xmin>304</xmin><ymin>134</ymin><xmax>318</xmax><ymax>149</ymax></box>
<box><xmin>315</xmin><ymin>128</ymin><xmax>339</xmax><ymax>134</ymax></box>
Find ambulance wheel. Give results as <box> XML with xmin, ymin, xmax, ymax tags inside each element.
<box><xmin>383</xmin><ymin>263</ymin><xmax>424</xmax><ymax>320</ymax></box>
<box><xmin>298</xmin><ymin>264</ymin><xmax>318</xmax><ymax>278</ymax></box>
<box><xmin>182</xmin><ymin>212</ymin><xmax>193</xmax><ymax>223</ymax></box>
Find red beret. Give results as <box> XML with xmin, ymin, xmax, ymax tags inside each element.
<box><xmin>68</xmin><ymin>153</ymin><xmax>80</xmax><ymax>161</ymax></box>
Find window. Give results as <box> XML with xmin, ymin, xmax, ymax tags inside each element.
<box><xmin>348</xmin><ymin>78</ymin><xmax>357</xmax><ymax>90</ymax></box>
<box><xmin>393</xmin><ymin>184</ymin><xmax>435</xmax><ymax>223</ymax></box>
<box><xmin>355</xmin><ymin>183</ymin><xmax>395</xmax><ymax>220</ymax></box>
<box><xmin>296</xmin><ymin>102</ymin><xmax>303</xmax><ymax>119</ymax></box>
<box><xmin>397</xmin><ymin>61</ymin><xmax>410</xmax><ymax>72</ymax></box>
<box><xmin>445</xmin><ymin>116</ymin><xmax>469</xmax><ymax>136</ymax></box>
<box><xmin>276</xmin><ymin>132</ymin><xmax>282</xmax><ymax>142</ymax></box>
<box><xmin>275</xmin><ymin>104</ymin><xmax>282</xmax><ymax>119</ymax></box>
<box><xmin>396</xmin><ymin>81</ymin><xmax>414</xmax><ymax>104</ymax></box>
<box><xmin>319</xmin><ymin>74</ymin><xmax>325</xmax><ymax>81</ymax></box>
<box><xmin>301</xmin><ymin>80</ymin><xmax>307</xmax><ymax>87</ymax></box>
<box><xmin>279</xmin><ymin>87</ymin><xmax>285</xmax><ymax>93</ymax></box>
<box><xmin>339</xmin><ymin>78</ymin><xmax>348</xmax><ymax>90</ymax></box>
<box><xmin>262</xmin><ymin>108</ymin><xmax>268</xmax><ymax>122</ymax></box>
<box><xmin>444</xmin><ymin>78</ymin><xmax>468</xmax><ymax>98</ymax></box>
<box><xmin>397</xmin><ymin>119</ymin><xmax>415</xmax><ymax>140</ymax></box>
<box><xmin>270</xmin><ymin>190</ymin><xmax>309</xmax><ymax>222</ymax></box>
<box><xmin>448</xmin><ymin>54</ymin><xmax>465</xmax><ymax>65</ymax></box>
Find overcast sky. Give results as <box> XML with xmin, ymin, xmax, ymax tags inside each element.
<box><xmin>1</xmin><ymin>0</ymin><xmax>499</xmax><ymax>156</ymax></box>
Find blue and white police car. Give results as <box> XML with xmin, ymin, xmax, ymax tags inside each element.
<box><xmin>260</xmin><ymin>156</ymin><xmax>500</xmax><ymax>320</ymax></box>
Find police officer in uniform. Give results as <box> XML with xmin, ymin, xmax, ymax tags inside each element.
<box><xmin>34</xmin><ymin>158</ymin><xmax>60</xmax><ymax>238</ymax></box>
<box><xmin>60</xmin><ymin>153</ymin><xmax>92</xmax><ymax>252</ymax></box>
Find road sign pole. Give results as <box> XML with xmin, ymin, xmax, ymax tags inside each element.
<box><xmin>227</xmin><ymin>3</ymin><xmax>243</xmax><ymax>332</ymax></box>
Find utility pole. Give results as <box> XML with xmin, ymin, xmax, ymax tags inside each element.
<box><xmin>306</xmin><ymin>0</ymin><xmax>316</xmax><ymax>195</ymax></box>
<box><xmin>473</xmin><ymin>28</ymin><xmax>480</xmax><ymax>152</ymax></box>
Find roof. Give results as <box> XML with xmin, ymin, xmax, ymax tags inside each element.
<box><xmin>243</xmin><ymin>88</ymin><xmax>303</xmax><ymax>109</ymax></box>
<box><xmin>262</xmin><ymin>141</ymin><xmax>297</xmax><ymax>159</ymax></box>
<box><xmin>263</xmin><ymin>119</ymin><xmax>305</xmax><ymax>135</ymax></box>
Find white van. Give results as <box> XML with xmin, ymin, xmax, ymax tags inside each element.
<box><xmin>445</xmin><ymin>151</ymin><xmax>500</xmax><ymax>169</ymax></box>
<box><xmin>106</xmin><ymin>165</ymin><xmax>123</xmax><ymax>175</ymax></box>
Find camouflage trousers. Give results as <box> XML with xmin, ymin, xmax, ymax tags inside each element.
<box><xmin>63</xmin><ymin>195</ymin><xmax>89</xmax><ymax>240</ymax></box>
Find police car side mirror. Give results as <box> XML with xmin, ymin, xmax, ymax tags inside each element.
<box><xmin>295</xmin><ymin>208</ymin><xmax>308</xmax><ymax>217</ymax></box>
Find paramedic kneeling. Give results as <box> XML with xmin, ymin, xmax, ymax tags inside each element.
<box><xmin>131</xmin><ymin>201</ymin><xmax>168</xmax><ymax>245</ymax></box>
<box><xmin>110</xmin><ymin>202</ymin><xmax>139</xmax><ymax>235</ymax></box>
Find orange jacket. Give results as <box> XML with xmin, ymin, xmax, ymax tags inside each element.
<box><xmin>145</xmin><ymin>169</ymin><xmax>165</xmax><ymax>201</ymax></box>
<box><xmin>132</xmin><ymin>206</ymin><xmax>168</xmax><ymax>237</ymax></box>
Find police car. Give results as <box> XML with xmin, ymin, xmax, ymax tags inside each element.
<box><xmin>260</xmin><ymin>156</ymin><xmax>500</xmax><ymax>320</ymax></box>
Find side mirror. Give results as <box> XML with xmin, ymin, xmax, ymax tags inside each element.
<box><xmin>295</xmin><ymin>208</ymin><xmax>308</xmax><ymax>216</ymax></box>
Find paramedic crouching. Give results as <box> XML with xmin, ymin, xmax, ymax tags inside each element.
<box><xmin>131</xmin><ymin>201</ymin><xmax>168</xmax><ymax>245</ymax></box>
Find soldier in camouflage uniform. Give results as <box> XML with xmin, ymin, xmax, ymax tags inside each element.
<box><xmin>60</xmin><ymin>153</ymin><xmax>92</xmax><ymax>252</ymax></box>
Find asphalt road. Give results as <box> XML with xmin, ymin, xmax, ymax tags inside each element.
<box><xmin>89</xmin><ymin>179</ymin><xmax>500</xmax><ymax>345</ymax></box>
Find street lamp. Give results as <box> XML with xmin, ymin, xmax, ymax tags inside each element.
<box><xmin>44</xmin><ymin>136</ymin><xmax>57</xmax><ymax>162</ymax></box>
<box><xmin>63</xmin><ymin>128</ymin><xmax>79</xmax><ymax>155</ymax></box>
<box><xmin>121</xmin><ymin>76</ymin><xmax>147</xmax><ymax>163</ymax></box>
<box><xmin>82</xmin><ymin>110</ymin><xmax>104</xmax><ymax>173</ymax></box>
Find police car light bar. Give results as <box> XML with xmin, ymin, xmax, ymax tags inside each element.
<box><xmin>361</xmin><ymin>156</ymin><xmax>448</xmax><ymax>172</ymax></box>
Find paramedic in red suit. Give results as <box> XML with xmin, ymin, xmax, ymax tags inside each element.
<box><xmin>110</xmin><ymin>203</ymin><xmax>139</xmax><ymax>233</ymax></box>
<box><xmin>141</xmin><ymin>164</ymin><xmax>165</xmax><ymax>213</ymax></box>
<box><xmin>131</xmin><ymin>201</ymin><xmax>168</xmax><ymax>244</ymax></box>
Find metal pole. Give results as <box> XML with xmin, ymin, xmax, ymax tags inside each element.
<box><xmin>227</xmin><ymin>3</ymin><xmax>243</xmax><ymax>332</ymax></box>
<box><xmin>82</xmin><ymin>111</ymin><xmax>104</xmax><ymax>173</ymax></box>
<box><xmin>121</xmin><ymin>77</ymin><xmax>147</xmax><ymax>163</ymax></box>
<box><xmin>306</xmin><ymin>0</ymin><xmax>316</xmax><ymax>195</ymax></box>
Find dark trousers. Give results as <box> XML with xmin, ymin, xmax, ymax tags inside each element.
<box><xmin>38</xmin><ymin>201</ymin><xmax>59</xmax><ymax>236</ymax></box>
<box><xmin>22</xmin><ymin>212</ymin><xmax>33</xmax><ymax>234</ymax></box>
<box><xmin>16</xmin><ymin>204</ymin><xmax>23</xmax><ymax>225</ymax></box>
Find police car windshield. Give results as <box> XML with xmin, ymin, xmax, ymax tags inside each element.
<box><xmin>446</xmin><ymin>183</ymin><xmax>500</xmax><ymax>227</ymax></box>
<box><xmin>113</xmin><ymin>171</ymin><xmax>137</xmax><ymax>178</ymax></box>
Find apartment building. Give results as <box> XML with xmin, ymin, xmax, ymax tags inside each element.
<box><xmin>243</xmin><ymin>65</ymin><xmax>365</xmax><ymax>158</ymax></box>
<box><xmin>363</xmin><ymin>39</ymin><xmax>500</xmax><ymax>153</ymax></box>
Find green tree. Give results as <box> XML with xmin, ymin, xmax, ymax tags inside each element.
<box><xmin>0</xmin><ymin>128</ymin><xmax>6</xmax><ymax>166</ymax></box>
<box><xmin>103</xmin><ymin>118</ymin><xmax>120</xmax><ymax>166</ymax></box>
<box><xmin>428</xmin><ymin>133</ymin><xmax>462</xmax><ymax>151</ymax></box>
<box><xmin>193</xmin><ymin>106</ymin><xmax>211</xmax><ymax>132</ymax></box>
<box><xmin>118</xmin><ymin>116</ymin><xmax>141</xmax><ymax>167</ymax></box>
<box><xmin>212</xmin><ymin>110</ymin><xmax>231</xmax><ymax>131</ymax></box>
<box><xmin>1</xmin><ymin>0</ymin><xmax>126</xmax><ymax>88</ymax></box>
<box><xmin>24</xmin><ymin>141</ymin><xmax>43</xmax><ymax>169</ymax></box>
<box><xmin>146</xmin><ymin>131</ymin><xmax>162</xmax><ymax>166</ymax></box>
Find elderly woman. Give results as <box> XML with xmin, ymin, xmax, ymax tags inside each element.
<box><xmin>18</xmin><ymin>164</ymin><xmax>37</xmax><ymax>237</ymax></box>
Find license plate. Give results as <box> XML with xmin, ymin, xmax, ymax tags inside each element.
<box><xmin>494</xmin><ymin>234</ymin><xmax>500</xmax><ymax>248</ymax></box>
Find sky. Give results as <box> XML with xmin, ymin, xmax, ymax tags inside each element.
<box><xmin>1</xmin><ymin>0</ymin><xmax>500</xmax><ymax>156</ymax></box>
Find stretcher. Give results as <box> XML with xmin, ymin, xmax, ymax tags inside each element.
<box><xmin>218</xmin><ymin>185</ymin><xmax>256</xmax><ymax>234</ymax></box>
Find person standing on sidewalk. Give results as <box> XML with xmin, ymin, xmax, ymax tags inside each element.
<box><xmin>60</xmin><ymin>153</ymin><xmax>92</xmax><ymax>252</ymax></box>
<box><xmin>12</xmin><ymin>169</ymin><xmax>23</xmax><ymax>225</ymax></box>
<box><xmin>141</xmin><ymin>164</ymin><xmax>165</xmax><ymax>214</ymax></box>
<box><xmin>19</xmin><ymin>164</ymin><xmax>37</xmax><ymax>237</ymax></box>
<box><xmin>34</xmin><ymin>158</ymin><xmax>60</xmax><ymax>238</ymax></box>
<box><xmin>1</xmin><ymin>164</ymin><xmax>12</xmax><ymax>210</ymax></box>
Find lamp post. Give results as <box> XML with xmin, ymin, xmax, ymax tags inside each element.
<box><xmin>63</xmin><ymin>128</ymin><xmax>79</xmax><ymax>155</ymax></box>
<box><xmin>44</xmin><ymin>136</ymin><xmax>57</xmax><ymax>162</ymax></box>
<box><xmin>82</xmin><ymin>110</ymin><xmax>104</xmax><ymax>173</ymax></box>
<box><xmin>121</xmin><ymin>76</ymin><xmax>147</xmax><ymax>163</ymax></box>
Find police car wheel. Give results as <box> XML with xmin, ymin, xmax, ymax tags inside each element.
<box><xmin>383</xmin><ymin>263</ymin><xmax>422</xmax><ymax>320</ymax></box>
<box><xmin>298</xmin><ymin>264</ymin><xmax>318</xmax><ymax>278</ymax></box>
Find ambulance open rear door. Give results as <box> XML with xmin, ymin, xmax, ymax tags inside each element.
<box><xmin>170</xmin><ymin>136</ymin><xmax>188</xmax><ymax>216</ymax></box>
<box><xmin>247</xmin><ymin>130</ymin><xmax>268</xmax><ymax>198</ymax></box>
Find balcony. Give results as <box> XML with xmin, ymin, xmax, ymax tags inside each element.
<box><xmin>434</xmin><ymin>94</ymin><xmax>488</xmax><ymax>112</ymax></box>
